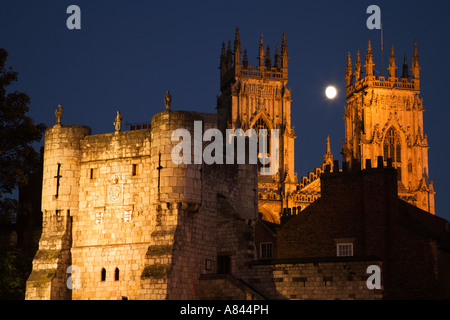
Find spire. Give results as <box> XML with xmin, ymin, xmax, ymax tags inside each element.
<box><xmin>402</xmin><ymin>55</ymin><xmax>410</xmax><ymax>79</ymax></box>
<box><xmin>258</xmin><ymin>34</ymin><xmax>265</xmax><ymax>68</ymax></box>
<box><xmin>365</xmin><ymin>38</ymin><xmax>374</xmax><ymax>77</ymax></box>
<box><xmin>281</xmin><ymin>31</ymin><xmax>288</xmax><ymax>57</ymax></box>
<box><xmin>355</xmin><ymin>50</ymin><xmax>362</xmax><ymax>81</ymax></box>
<box><xmin>346</xmin><ymin>52</ymin><xmax>353</xmax><ymax>87</ymax></box>
<box><xmin>220</xmin><ymin>41</ymin><xmax>226</xmax><ymax>70</ymax></box>
<box><xmin>411</xmin><ymin>39</ymin><xmax>420</xmax><ymax>80</ymax></box>
<box><xmin>227</xmin><ymin>40</ymin><xmax>232</xmax><ymax>58</ymax></box>
<box><xmin>326</xmin><ymin>135</ymin><xmax>331</xmax><ymax>154</ymax></box>
<box><xmin>265</xmin><ymin>46</ymin><xmax>272</xmax><ymax>69</ymax></box>
<box><xmin>274</xmin><ymin>43</ymin><xmax>281</xmax><ymax>70</ymax></box>
<box><xmin>388</xmin><ymin>45</ymin><xmax>397</xmax><ymax>79</ymax></box>
<box><xmin>242</xmin><ymin>49</ymin><xmax>248</xmax><ymax>69</ymax></box>
<box><xmin>367</xmin><ymin>38</ymin><xmax>373</xmax><ymax>56</ymax></box>
<box><xmin>234</xmin><ymin>27</ymin><xmax>241</xmax><ymax>52</ymax></box>
<box><xmin>323</xmin><ymin>135</ymin><xmax>333</xmax><ymax>167</ymax></box>
<box><xmin>227</xmin><ymin>40</ymin><xmax>233</xmax><ymax>68</ymax></box>
<box><xmin>281</xmin><ymin>31</ymin><xmax>289</xmax><ymax>74</ymax></box>
<box><xmin>234</xmin><ymin>27</ymin><xmax>241</xmax><ymax>67</ymax></box>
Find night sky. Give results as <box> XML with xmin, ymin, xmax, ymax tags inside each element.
<box><xmin>1</xmin><ymin>1</ymin><xmax>449</xmax><ymax>221</ymax></box>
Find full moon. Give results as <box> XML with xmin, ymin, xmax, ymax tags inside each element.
<box><xmin>325</xmin><ymin>86</ymin><xmax>337</xmax><ymax>99</ymax></box>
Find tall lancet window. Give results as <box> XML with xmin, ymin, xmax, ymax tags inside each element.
<box><xmin>383</xmin><ymin>127</ymin><xmax>402</xmax><ymax>164</ymax></box>
<box><xmin>253</xmin><ymin>117</ymin><xmax>271</xmax><ymax>168</ymax></box>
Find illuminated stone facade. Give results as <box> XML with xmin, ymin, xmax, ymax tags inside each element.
<box><xmin>217</xmin><ymin>29</ymin><xmax>298</xmax><ymax>224</ymax></box>
<box><xmin>25</xmin><ymin>30</ymin><xmax>442</xmax><ymax>300</ymax></box>
<box><xmin>25</xmin><ymin>112</ymin><xmax>259</xmax><ymax>300</ymax></box>
<box><xmin>343</xmin><ymin>40</ymin><xmax>435</xmax><ymax>214</ymax></box>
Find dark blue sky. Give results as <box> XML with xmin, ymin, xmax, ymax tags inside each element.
<box><xmin>1</xmin><ymin>1</ymin><xmax>449</xmax><ymax>221</ymax></box>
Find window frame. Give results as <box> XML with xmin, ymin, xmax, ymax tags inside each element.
<box><xmin>260</xmin><ymin>242</ymin><xmax>273</xmax><ymax>260</ymax></box>
<box><xmin>383</xmin><ymin>127</ymin><xmax>402</xmax><ymax>164</ymax></box>
<box><xmin>336</xmin><ymin>243</ymin><xmax>354</xmax><ymax>257</ymax></box>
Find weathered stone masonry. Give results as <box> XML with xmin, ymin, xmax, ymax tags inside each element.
<box><xmin>26</xmin><ymin>110</ymin><xmax>259</xmax><ymax>300</ymax></box>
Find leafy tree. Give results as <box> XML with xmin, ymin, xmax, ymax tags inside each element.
<box><xmin>0</xmin><ymin>48</ymin><xmax>46</xmax><ymax>299</ymax></box>
<box><xmin>0</xmin><ymin>247</ymin><xmax>30</xmax><ymax>299</ymax></box>
<box><xmin>0</xmin><ymin>48</ymin><xmax>46</xmax><ymax>222</ymax></box>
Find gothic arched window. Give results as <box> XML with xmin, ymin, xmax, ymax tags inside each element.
<box><xmin>252</xmin><ymin>117</ymin><xmax>271</xmax><ymax>168</ymax></box>
<box><xmin>383</xmin><ymin>127</ymin><xmax>401</xmax><ymax>163</ymax></box>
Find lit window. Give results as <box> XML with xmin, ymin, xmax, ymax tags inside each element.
<box><xmin>252</xmin><ymin>117</ymin><xmax>272</xmax><ymax>169</ymax></box>
<box><xmin>337</xmin><ymin>243</ymin><xmax>353</xmax><ymax>257</ymax></box>
<box><xmin>383</xmin><ymin>127</ymin><xmax>401</xmax><ymax>163</ymax></box>
<box><xmin>260</xmin><ymin>242</ymin><xmax>273</xmax><ymax>259</ymax></box>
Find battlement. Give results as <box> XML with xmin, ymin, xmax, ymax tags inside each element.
<box><xmin>347</xmin><ymin>75</ymin><xmax>419</xmax><ymax>98</ymax></box>
<box><xmin>346</xmin><ymin>39</ymin><xmax>421</xmax><ymax>98</ymax></box>
<box><xmin>127</xmin><ymin>112</ymin><xmax>217</xmax><ymax>131</ymax></box>
<box><xmin>321</xmin><ymin>156</ymin><xmax>398</xmax><ymax>201</ymax></box>
<box><xmin>220</xmin><ymin>28</ymin><xmax>289</xmax><ymax>90</ymax></box>
<box><xmin>323</xmin><ymin>156</ymin><xmax>395</xmax><ymax>175</ymax></box>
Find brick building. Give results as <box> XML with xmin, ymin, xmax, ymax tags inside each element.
<box><xmin>275</xmin><ymin>158</ymin><xmax>450</xmax><ymax>299</ymax></box>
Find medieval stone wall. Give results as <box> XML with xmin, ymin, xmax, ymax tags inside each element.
<box><xmin>27</xmin><ymin>110</ymin><xmax>259</xmax><ymax>300</ymax></box>
<box><xmin>246</xmin><ymin>259</ymin><xmax>383</xmax><ymax>300</ymax></box>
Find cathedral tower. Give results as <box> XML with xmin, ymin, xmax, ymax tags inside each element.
<box><xmin>217</xmin><ymin>28</ymin><xmax>297</xmax><ymax>223</ymax></box>
<box><xmin>343</xmin><ymin>40</ymin><xmax>435</xmax><ymax>214</ymax></box>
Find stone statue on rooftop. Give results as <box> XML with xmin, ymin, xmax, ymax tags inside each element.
<box><xmin>55</xmin><ymin>104</ymin><xmax>63</xmax><ymax>125</ymax></box>
<box><xmin>114</xmin><ymin>110</ymin><xmax>123</xmax><ymax>132</ymax></box>
<box><xmin>164</xmin><ymin>90</ymin><xmax>172</xmax><ymax>111</ymax></box>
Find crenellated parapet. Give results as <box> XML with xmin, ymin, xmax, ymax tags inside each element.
<box><xmin>220</xmin><ymin>28</ymin><xmax>289</xmax><ymax>91</ymax></box>
<box><xmin>346</xmin><ymin>39</ymin><xmax>421</xmax><ymax>99</ymax></box>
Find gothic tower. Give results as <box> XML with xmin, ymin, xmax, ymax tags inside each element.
<box><xmin>343</xmin><ymin>39</ymin><xmax>435</xmax><ymax>214</ymax></box>
<box><xmin>217</xmin><ymin>28</ymin><xmax>297</xmax><ymax>223</ymax></box>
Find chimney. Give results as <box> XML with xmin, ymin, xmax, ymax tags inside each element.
<box><xmin>377</xmin><ymin>156</ymin><xmax>384</xmax><ymax>168</ymax></box>
<box><xmin>333</xmin><ymin>160</ymin><xmax>339</xmax><ymax>173</ymax></box>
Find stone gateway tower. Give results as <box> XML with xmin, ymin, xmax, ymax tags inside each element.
<box><xmin>343</xmin><ymin>40</ymin><xmax>435</xmax><ymax>214</ymax></box>
<box><xmin>26</xmin><ymin>109</ymin><xmax>259</xmax><ymax>300</ymax></box>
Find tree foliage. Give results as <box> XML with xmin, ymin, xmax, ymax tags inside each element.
<box><xmin>0</xmin><ymin>246</ymin><xmax>31</xmax><ymax>299</ymax></box>
<box><xmin>0</xmin><ymin>48</ymin><xmax>46</xmax><ymax>221</ymax></box>
<box><xmin>0</xmin><ymin>48</ymin><xmax>46</xmax><ymax>299</ymax></box>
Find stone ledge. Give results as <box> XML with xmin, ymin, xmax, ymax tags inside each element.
<box><xmin>249</xmin><ymin>255</ymin><xmax>382</xmax><ymax>266</ymax></box>
<box><xmin>199</xmin><ymin>273</ymin><xmax>268</xmax><ymax>300</ymax></box>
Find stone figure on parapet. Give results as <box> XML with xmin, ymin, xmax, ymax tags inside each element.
<box><xmin>114</xmin><ymin>110</ymin><xmax>123</xmax><ymax>132</ymax></box>
<box><xmin>165</xmin><ymin>90</ymin><xmax>172</xmax><ymax>111</ymax></box>
<box><xmin>55</xmin><ymin>104</ymin><xmax>63</xmax><ymax>125</ymax></box>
